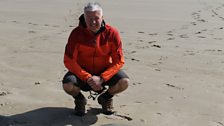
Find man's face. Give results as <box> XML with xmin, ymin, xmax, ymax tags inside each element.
<box><xmin>84</xmin><ymin>11</ymin><xmax>103</xmax><ymax>33</ymax></box>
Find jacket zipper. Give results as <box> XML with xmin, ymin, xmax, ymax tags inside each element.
<box><xmin>93</xmin><ymin>40</ymin><xmax>97</xmax><ymax>74</ymax></box>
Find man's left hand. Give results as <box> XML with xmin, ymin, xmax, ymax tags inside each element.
<box><xmin>87</xmin><ymin>76</ymin><xmax>104</xmax><ymax>91</ymax></box>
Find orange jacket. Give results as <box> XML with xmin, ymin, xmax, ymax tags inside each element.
<box><xmin>64</xmin><ymin>16</ymin><xmax>124</xmax><ymax>82</ymax></box>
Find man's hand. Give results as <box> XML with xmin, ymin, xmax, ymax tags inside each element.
<box><xmin>87</xmin><ymin>76</ymin><xmax>104</xmax><ymax>91</ymax></box>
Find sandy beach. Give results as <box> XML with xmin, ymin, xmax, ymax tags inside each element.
<box><xmin>1</xmin><ymin>0</ymin><xmax>224</xmax><ymax>126</ymax></box>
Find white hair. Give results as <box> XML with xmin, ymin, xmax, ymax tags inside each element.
<box><xmin>84</xmin><ymin>2</ymin><xmax>103</xmax><ymax>16</ymax></box>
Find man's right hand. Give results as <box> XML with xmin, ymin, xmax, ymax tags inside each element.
<box><xmin>87</xmin><ymin>76</ymin><xmax>102</xmax><ymax>91</ymax></box>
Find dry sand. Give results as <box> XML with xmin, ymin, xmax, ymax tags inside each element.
<box><xmin>0</xmin><ymin>0</ymin><xmax>224</xmax><ymax>126</ymax></box>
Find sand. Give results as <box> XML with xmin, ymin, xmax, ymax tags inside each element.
<box><xmin>0</xmin><ymin>0</ymin><xmax>224</xmax><ymax>126</ymax></box>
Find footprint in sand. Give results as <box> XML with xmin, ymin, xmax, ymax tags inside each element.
<box><xmin>0</xmin><ymin>90</ymin><xmax>11</xmax><ymax>96</ymax></box>
<box><xmin>192</xmin><ymin>11</ymin><xmax>207</xmax><ymax>22</ymax></box>
<box><xmin>195</xmin><ymin>31</ymin><xmax>202</xmax><ymax>34</ymax></box>
<box><xmin>138</xmin><ymin>31</ymin><xmax>145</xmax><ymax>34</ymax></box>
<box><xmin>197</xmin><ymin>36</ymin><xmax>206</xmax><ymax>38</ymax></box>
<box><xmin>34</xmin><ymin>81</ymin><xmax>41</xmax><ymax>85</ymax></box>
<box><xmin>104</xmin><ymin>112</ymin><xmax>133</xmax><ymax>121</ymax></box>
<box><xmin>28</xmin><ymin>22</ymin><xmax>39</xmax><ymax>26</ymax></box>
<box><xmin>123</xmin><ymin>50</ymin><xmax>137</xmax><ymax>55</ymax></box>
<box><xmin>148</xmin><ymin>33</ymin><xmax>158</xmax><ymax>36</ymax></box>
<box><xmin>131</xmin><ymin>51</ymin><xmax>137</xmax><ymax>54</ymax></box>
<box><xmin>190</xmin><ymin>22</ymin><xmax>197</xmax><ymax>26</ymax></box>
<box><xmin>211</xmin><ymin>10</ymin><xmax>218</xmax><ymax>16</ymax></box>
<box><xmin>192</xmin><ymin>12</ymin><xmax>200</xmax><ymax>20</ymax></box>
<box><xmin>151</xmin><ymin>44</ymin><xmax>161</xmax><ymax>48</ymax></box>
<box><xmin>132</xmin><ymin>82</ymin><xmax>142</xmax><ymax>86</ymax></box>
<box><xmin>204</xmin><ymin>49</ymin><xmax>223</xmax><ymax>54</ymax></box>
<box><xmin>148</xmin><ymin>41</ymin><xmax>157</xmax><ymax>44</ymax></box>
<box><xmin>138</xmin><ymin>39</ymin><xmax>144</xmax><ymax>42</ymax></box>
<box><xmin>165</xmin><ymin>83</ymin><xmax>184</xmax><ymax>90</ymax></box>
<box><xmin>28</xmin><ymin>30</ymin><xmax>37</xmax><ymax>34</ymax></box>
<box><xmin>211</xmin><ymin>9</ymin><xmax>224</xmax><ymax>21</ymax></box>
<box><xmin>214</xmin><ymin>38</ymin><xmax>223</xmax><ymax>40</ymax></box>
<box><xmin>167</xmin><ymin>38</ymin><xmax>175</xmax><ymax>40</ymax></box>
<box><xmin>135</xmin><ymin>45</ymin><xmax>149</xmax><ymax>49</ymax></box>
<box><xmin>179</xmin><ymin>34</ymin><xmax>189</xmax><ymax>38</ymax></box>
<box><xmin>119</xmin><ymin>105</ymin><xmax>127</xmax><ymax>108</ymax></box>
<box><xmin>183</xmin><ymin>50</ymin><xmax>198</xmax><ymax>56</ymax></box>
<box><xmin>101</xmin><ymin>123</ymin><xmax>129</xmax><ymax>126</ymax></box>
<box><xmin>195</xmin><ymin>29</ymin><xmax>208</xmax><ymax>35</ymax></box>
<box><xmin>166</xmin><ymin>31</ymin><xmax>175</xmax><ymax>40</ymax></box>
<box><xmin>156</xmin><ymin>113</ymin><xmax>162</xmax><ymax>116</ymax></box>
<box><xmin>167</xmin><ymin>32</ymin><xmax>174</xmax><ymax>36</ymax></box>
<box><xmin>54</xmin><ymin>24</ymin><xmax>61</xmax><ymax>28</ymax></box>
<box><xmin>212</xmin><ymin>121</ymin><xmax>224</xmax><ymax>126</ymax></box>
<box><xmin>11</xmin><ymin>20</ymin><xmax>20</xmax><ymax>24</ymax></box>
<box><xmin>131</xmin><ymin>58</ymin><xmax>140</xmax><ymax>62</ymax></box>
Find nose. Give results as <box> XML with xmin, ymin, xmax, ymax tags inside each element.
<box><xmin>92</xmin><ymin>20</ymin><xmax>96</xmax><ymax>24</ymax></box>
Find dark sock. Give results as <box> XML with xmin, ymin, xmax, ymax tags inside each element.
<box><xmin>102</xmin><ymin>91</ymin><xmax>113</xmax><ymax>100</ymax></box>
<box><xmin>73</xmin><ymin>92</ymin><xmax>85</xmax><ymax>100</ymax></box>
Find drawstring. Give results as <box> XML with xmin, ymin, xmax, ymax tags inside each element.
<box><xmin>88</xmin><ymin>86</ymin><xmax>106</xmax><ymax>100</ymax></box>
<box><xmin>88</xmin><ymin>91</ymin><xmax>99</xmax><ymax>100</ymax></box>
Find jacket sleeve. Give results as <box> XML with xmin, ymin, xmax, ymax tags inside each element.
<box><xmin>64</xmin><ymin>29</ymin><xmax>92</xmax><ymax>82</ymax></box>
<box><xmin>100</xmin><ymin>30</ymin><xmax>124</xmax><ymax>81</ymax></box>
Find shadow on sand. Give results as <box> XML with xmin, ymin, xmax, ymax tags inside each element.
<box><xmin>0</xmin><ymin>107</ymin><xmax>102</xmax><ymax>126</ymax></box>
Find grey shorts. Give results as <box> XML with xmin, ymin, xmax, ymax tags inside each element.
<box><xmin>62</xmin><ymin>70</ymin><xmax>129</xmax><ymax>91</ymax></box>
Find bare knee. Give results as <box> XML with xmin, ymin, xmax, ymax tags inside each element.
<box><xmin>108</xmin><ymin>78</ymin><xmax>129</xmax><ymax>95</ymax></box>
<box><xmin>63</xmin><ymin>83</ymin><xmax>80</xmax><ymax>96</ymax></box>
<box><xmin>118</xmin><ymin>78</ymin><xmax>129</xmax><ymax>90</ymax></box>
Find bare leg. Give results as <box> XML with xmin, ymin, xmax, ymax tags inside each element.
<box><xmin>63</xmin><ymin>83</ymin><xmax>86</xmax><ymax>116</ymax></box>
<box><xmin>62</xmin><ymin>82</ymin><xmax>80</xmax><ymax>96</ymax></box>
<box><xmin>108</xmin><ymin>78</ymin><xmax>129</xmax><ymax>95</ymax></box>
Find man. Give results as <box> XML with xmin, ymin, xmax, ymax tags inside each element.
<box><xmin>62</xmin><ymin>2</ymin><xmax>129</xmax><ymax>116</ymax></box>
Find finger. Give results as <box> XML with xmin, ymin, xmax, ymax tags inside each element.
<box><xmin>87</xmin><ymin>78</ymin><xmax>93</xmax><ymax>83</ymax></box>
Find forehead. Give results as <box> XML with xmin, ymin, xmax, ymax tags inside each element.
<box><xmin>85</xmin><ymin>10</ymin><xmax>102</xmax><ymax>17</ymax></box>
